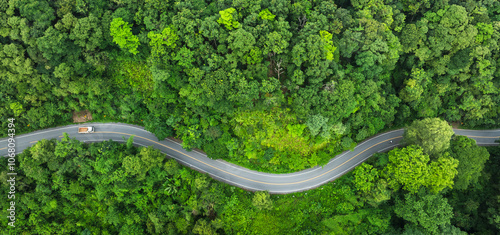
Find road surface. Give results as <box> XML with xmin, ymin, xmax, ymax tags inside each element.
<box><xmin>1</xmin><ymin>123</ymin><xmax>499</xmax><ymax>194</ymax></box>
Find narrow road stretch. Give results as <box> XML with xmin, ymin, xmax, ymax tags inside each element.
<box><xmin>1</xmin><ymin>123</ymin><xmax>499</xmax><ymax>194</ymax></box>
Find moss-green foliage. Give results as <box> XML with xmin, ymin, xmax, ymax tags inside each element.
<box><xmin>9</xmin><ymin>102</ymin><xmax>24</xmax><ymax>117</ymax></box>
<box><xmin>113</xmin><ymin>61</ymin><xmax>154</xmax><ymax>94</ymax></box>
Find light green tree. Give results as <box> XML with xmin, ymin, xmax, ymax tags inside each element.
<box><xmin>252</xmin><ymin>191</ymin><xmax>273</xmax><ymax>210</ymax></box>
<box><xmin>148</xmin><ymin>25</ymin><xmax>178</xmax><ymax>57</ymax></box>
<box><xmin>448</xmin><ymin>136</ymin><xmax>490</xmax><ymax>190</ymax></box>
<box><xmin>122</xmin><ymin>155</ymin><xmax>143</xmax><ymax>177</ymax></box>
<box><xmin>110</xmin><ymin>18</ymin><xmax>140</xmax><ymax>55</ymax></box>
<box><xmin>126</xmin><ymin>135</ymin><xmax>134</xmax><ymax>149</ymax></box>
<box><xmin>353</xmin><ymin>163</ymin><xmax>379</xmax><ymax>193</ymax></box>
<box><xmin>192</xmin><ymin>219</ymin><xmax>217</xmax><ymax>235</ymax></box>
<box><xmin>264</xmin><ymin>31</ymin><xmax>289</xmax><ymax>55</ymax></box>
<box><xmin>425</xmin><ymin>153</ymin><xmax>459</xmax><ymax>193</ymax></box>
<box><xmin>9</xmin><ymin>102</ymin><xmax>24</xmax><ymax>117</ymax></box>
<box><xmin>305</xmin><ymin>114</ymin><xmax>330</xmax><ymax>138</ymax></box>
<box><xmin>319</xmin><ymin>30</ymin><xmax>337</xmax><ymax>61</ymax></box>
<box><xmin>403</xmin><ymin>118</ymin><xmax>454</xmax><ymax>157</ymax></box>
<box><xmin>384</xmin><ymin>145</ymin><xmax>429</xmax><ymax>193</ymax></box>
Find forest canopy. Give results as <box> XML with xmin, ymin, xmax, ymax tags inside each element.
<box><xmin>0</xmin><ymin>0</ymin><xmax>499</xmax><ymax>234</ymax></box>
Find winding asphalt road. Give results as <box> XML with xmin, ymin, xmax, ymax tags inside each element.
<box><xmin>1</xmin><ymin>123</ymin><xmax>499</xmax><ymax>194</ymax></box>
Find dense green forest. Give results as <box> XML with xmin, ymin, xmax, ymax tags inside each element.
<box><xmin>1</xmin><ymin>122</ymin><xmax>499</xmax><ymax>234</ymax></box>
<box><xmin>1</xmin><ymin>0</ymin><xmax>499</xmax><ymax>173</ymax></box>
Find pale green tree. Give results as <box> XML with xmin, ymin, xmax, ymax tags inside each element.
<box><xmin>252</xmin><ymin>191</ymin><xmax>273</xmax><ymax>210</ymax></box>
<box><xmin>217</xmin><ymin>8</ymin><xmax>239</xmax><ymax>30</ymax></box>
<box><xmin>448</xmin><ymin>136</ymin><xmax>490</xmax><ymax>190</ymax></box>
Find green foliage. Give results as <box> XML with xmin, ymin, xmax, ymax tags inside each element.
<box><xmin>383</xmin><ymin>145</ymin><xmax>458</xmax><ymax>194</ymax></box>
<box><xmin>399</xmin><ymin>68</ymin><xmax>430</xmax><ymax>103</ymax></box>
<box><xmin>9</xmin><ymin>102</ymin><xmax>24</xmax><ymax>116</ymax></box>
<box><xmin>395</xmin><ymin>189</ymin><xmax>454</xmax><ymax>234</ymax></box>
<box><xmin>353</xmin><ymin>163</ymin><xmax>380</xmax><ymax>193</ymax></box>
<box><xmin>475</xmin><ymin>22</ymin><xmax>493</xmax><ymax>43</ymax></box>
<box><xmin>69</xmin><ymin>13</ymin><xmax>108</xmax><ymax>52</ymax></box>
<box><xmin>147</xmin><ymin>26</ymin><xmax>178</xmax><ymax>57</ymax></box>
<box><xmin>403</xmin><ymin>118</ymin><xmax>454</xmax><ymax>157</ymax></box>
<box><xmin>258</xmin><ymin>9</ymin><xmax>276</xmax><ymax>21</ymax></box>
<box><xmin>448</xmin><ymin>136</ymin><xmax>490</xmax><ymax>190</ymax></box>
<box><xmin>227</xmin><ymin>28</ymin><xmax>259</xmax><ymax>65</ymax></box>
<box><xmin>110</xmin><ymin>18</ymin><xmax>140</xmax><ymax>55</ymax></box>
<box><xmin>217</xmin><ymin>8</ymin><xmax>240</xmax><ymax>30</ymax></box>
<box><xmin>426</xmin><ymin>153</ymin><xmax>458</xmax><ymax>193</ymax></box>
<box><xmin>15</xmin><ymin>0</ymin><xmax>55</xmax><ymax>34</ymax></box>
<box><xmin>319</xmin><ymin>30</ymin><xmax>337</xmax><ymax>61</ymax></box>
<box><xmin>252</xmin><ymin>191</ymin><xmax>273</xmax><ymax>210</ymax></box>
<box><xmin>192</xmin><ymin>219</ymin><xmax>217</xmax><ymax>235</ymax></box>
<box><xmin>384</xmin><ymin>145</ymin><xmax>430</xmax><ymax>193</ymax></box>
<box><xmin>305</xmin><ymin>114</ymin><xmax>331</xmax><ymax>138</ymax></box>
<box><xmin>264</xmin><ymin>30</ymin><xmax>290</xmax><ymax>55</ymax></box>
<box><xmin>231</xmin><ymin>108</ymin><xmax>331</xmax><ymax>171</ymax></box>
<box><xmin>126</xmin><ymin>135</ymin><xmax>134</xmax><ymax>149</ymax></box>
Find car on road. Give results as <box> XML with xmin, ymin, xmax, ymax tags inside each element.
<box><xmin>78</xmin><ymin>127</ymin><xmax>94</xmax><ymax>133</ymax></box>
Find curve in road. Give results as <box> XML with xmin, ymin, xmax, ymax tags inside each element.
<box><xmin>1</xmin><ymin>123</ymin><xmax>499</xmax><ymax>194</ymax></box>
